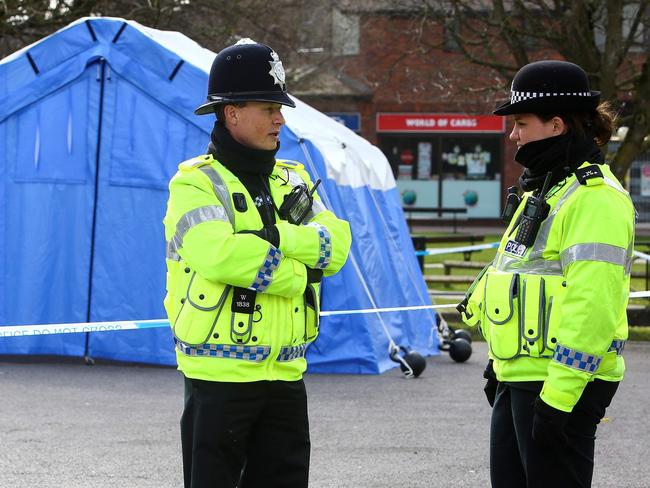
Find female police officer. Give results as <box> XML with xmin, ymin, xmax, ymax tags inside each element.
<box><xmin>458</xmin><ymin>60</ymin><xmax>635</xmax><ymax>487</ymax></box>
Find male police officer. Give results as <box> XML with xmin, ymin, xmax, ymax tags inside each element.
<box><xmin>163</xmin><ymin>39</ymin><xmax>351</xmax><ymax>488</ymax></box>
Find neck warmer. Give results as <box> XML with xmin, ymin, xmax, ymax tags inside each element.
<box><xmin>209</xmin><ymin>121</ymin><xmax>278</xmax><ymax>177</ymax></box>
<box><xmin>516</xmin><ymin>132</ymin><xmax>604</xmax><ymax>193</ymax></box>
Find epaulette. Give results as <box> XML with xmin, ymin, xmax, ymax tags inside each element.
<box><xmin>179</xmin><ymin>154</ymin><xmax>213</xmax><ymax>172</ymax></box>
<box><xmin>276</xmin><ymin>159</ymin><xmax>304</xmax><ymax>171</ymax></box>
<box><xmin>575</xmin><ymin>164</ymin><xmax>604</xmax><ymax>186</ymax></box>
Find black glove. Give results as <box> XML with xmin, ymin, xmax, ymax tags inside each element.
<box><xmin>239</xmin><ymin>226</ymin><xmax>280</xmax><ymax>248</ymax></box>
<box><xmin>306</xmin><ymin>267</ymin><xmax>323</xmax><ymax>284</ymax></box>
<box><xmin>532</xmin><ymin>396</ymin><xmax>569</xmax><ymax>446</ymax></box>
<box><xmin>483</xmin><ymin>360</ymin><xmax>498</xmax><ymax>407</ymax></box>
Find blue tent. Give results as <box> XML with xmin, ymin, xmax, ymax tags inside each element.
<box><xmin>0</xmin><ymin>17</ymin><xmax>438</xmax><ymax>373</ymax></box>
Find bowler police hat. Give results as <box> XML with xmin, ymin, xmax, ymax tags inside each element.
<box><xmin>494</xmin><ymin>60</ymin><xmax>600</xmax><ymax>116</ymax></box>
<box><xmin>195</xmin><ymin>38</ymin><xmax>295</xmax><ymax>115</ymax></box>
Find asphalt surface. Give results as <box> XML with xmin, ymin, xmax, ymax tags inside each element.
<box><xmin>1</xmin><ymin>342</ymin><xmax>649</xmax><ymax>487</ymax></box>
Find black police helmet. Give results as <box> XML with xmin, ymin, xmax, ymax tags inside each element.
<box><xmin>195</xmin><ymin>38</ymin><xmax>295</xmax><ymax>116</ymax></box>
<box><xmin>494</xmin><ymin>60</ymin><xmax>600</xmax><ymax>116</ymax></box>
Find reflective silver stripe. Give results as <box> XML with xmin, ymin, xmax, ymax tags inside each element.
<box><xmin>528</xmin><ymin>180</ymin><xmax>581</xmax><ymax>261</ymax></box>
<box><xmin>277</xmin><ymin>343</ymin><xmax>308</xmax><ymax>362</ymax></box>
<box><xmin>603</xmin><ymin>176</ymin><xmax>629</xmax><ymax>196</ymax></box>
<box><xmin>312</xmin><ymin>199</ymin><xmax>326</xmax><ymax>214</ymax></box>
<box><xmin>286</xmin><ymin>169</ymin><xmax>305</xmax><ymax>187</ymax></box>
<box><xmin>626</xmin><ymin>241</ymin><xmax>634</xmax><ymax>274</ymax></box>
<box><xmin>307</xmin><ymin>222</ymin><xmax>332</xmax><ymax>269</ymax></box>
<box><xmin>560</xmin><ymin>243</ymin><xmax>629</xmax><ymax>272</ymax></box>
<box><xmin>494</xmin><ymin>181</ymin><xmax>579</xmax><ymax>270</ymax></box>
<box><xmin>199</xmin><ymin>166</ymin><xmax>235</xmax><ymax>224</ymax></box>
<box><xmin>175</xmin><ymin>339</ymin><xmax>270</xmax><ymax>362</ymax></box>
<box><xmin>173</xmin><ymin>205</ymin><xmax>228</xmax><ymax>250</ymax></box>
<box><xmin>285</xmin><ymin>168</ymin><xmax>326</xmax><ymax>223</ymax></box>
<box><xmin>603</xmin><ymin>176</ymin><xmax>635</xmax><ymax>274</ymax></box>
<box><xmin>553</xmin><ymin>343</ymin><xmax>601</xmax><ymax>373</ymax></box>
<box><xmin>494</xmin><ymin>255</ymin><xmax>563</xmax><ymax>275</ymax></box>
<box><xmin>496</xmin><ymin>172</ymin><xmax>634</xmax><ymax>273</ymax></box>
<box><xmin>166</xmin><ymin>240</ymin><xmax>181</xmax><ymax>261</ymax></box>
<box><xmin>250</xmin><ymin>246</ymin><xmax>283</xmax><ymax>292</ymax></box>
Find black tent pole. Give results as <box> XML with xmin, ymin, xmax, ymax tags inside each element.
<box><xmin>84</xmin><ymin>58</ymin><xmax>106</xmax><ymax>365</ymax></box>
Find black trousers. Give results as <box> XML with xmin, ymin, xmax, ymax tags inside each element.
<box><xmin>490</xmin><ymin>380</ymin><xmax>618</xmax><ymax>488</ymax></box>
<box><xmin>181</xmin><ymin>377</ymin><xmax>310</xmax><ymax>488</ymax></box>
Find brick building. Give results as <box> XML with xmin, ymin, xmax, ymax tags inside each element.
<box><xmin>292</xmin><ymin>3</ymin><xmax>520</xmax><ymax>222</ymax></box>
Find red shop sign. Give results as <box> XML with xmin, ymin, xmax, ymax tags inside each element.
<box><xmin>377</xmin><ymin>113</ymin><xmax>505</xmax><ymax>133</ymax></box>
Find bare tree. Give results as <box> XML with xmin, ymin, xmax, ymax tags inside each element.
<box><xmin>0</xmin><ymin>0</ymin><xmax>196</xmax><ymax>58</ymax></box>
<box><xmin>420</xmin><ymin>0</ymin><xmax>650</xmax><ymax>181</ymax></box>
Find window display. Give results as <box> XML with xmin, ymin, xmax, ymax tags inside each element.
<box><xmin>379</xmin><ymin>134</ymin><xmax>502</xmax><ymax>218</ymax></box>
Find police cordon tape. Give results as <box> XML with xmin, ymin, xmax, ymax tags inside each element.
<box><xmin>4</xmin><ymin>242</ymin><xmax>650</xmax><ymax>337</ymax></box>
<box><xmin>416</xmin><ymin>242</ymin><xmax>650</xmax><ymax>260</ymax></box>
<box><xmin>415</xmin><ymin>241</ymin><xmax>499</xmax><ymax>256</ymax></box>
<box><xmin>2</xmin><ymin>291</ymin><xmax>650</xmax><ymax>337</ymax></box>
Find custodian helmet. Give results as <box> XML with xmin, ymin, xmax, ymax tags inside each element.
<box><xmin>195</xmin><ymin>38</ymin><xmax>296</xmax><ymax>115</ymax></box>
<box><xmin>494</xmin><ymin>60</ymin><xmax>600</xmax><ymax>116</ymax></box>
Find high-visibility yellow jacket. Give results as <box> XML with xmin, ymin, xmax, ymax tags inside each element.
<box><xmin>461</xmin><ymin>162</ymin><xmax>635</xmax><ymax>412</ymax></box>
<box><xmin>163</xmin><ymin>154</ymin><xmax>351</xmax><ymax>382</ymax></box>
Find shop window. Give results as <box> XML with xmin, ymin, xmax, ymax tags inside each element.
<box><xmin>380</xmin><ymin>135</ymin><xmax>500</xmax><ymax>182</ymax></box>
<box><xmin>441</xmin><ymin>137</ymin><xmax>499</xmax><ymax>180</ymax></box>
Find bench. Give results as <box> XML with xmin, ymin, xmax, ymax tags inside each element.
<box><xmin>424</xmin><ymin>274</ymin><xmax>477</xmax><ymax>286</ymax></box>
<box><xmin>428</xmin><ymin>290</ymin><xmax>466</xmax><ymax>298</ymax></box>
<box><xmin>442</xmin><ymin>260</ymin><xmax>490</xmax><ymax>275</ymax></box>
<box><xmin>403</xmin><ymin>207</ymin><xmax>467</xmax><ymax>233</ymax></box>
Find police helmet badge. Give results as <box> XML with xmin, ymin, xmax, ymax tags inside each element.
<box><xmin>235</xmin><ymin>37</ymin><xmax>257</xmax><ymax>45</ymax></box>
<box><xmin>268</xmin><ymin>51</ymin><xmax>286</xmax><ymax>88</ymax></box>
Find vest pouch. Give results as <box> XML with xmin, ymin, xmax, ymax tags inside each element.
<box><xmin>541</xmin><ymin>274</ymin><xmax>567</xmax><ymax>355</ymax></box>
<box><xmin>521</xmin><ymin>275</ymin><xmax>545</xmax><ymax>358</ymax></box>
<box><xmin>172</xmin><ymin>272</ymin><xmax>230</xmax><ymax>346</ymax></box>
<box><xmin>485</xmin><ymin>272</ymin><xmax>521</xmax><ymax>360</ymax></box>
<box><xmin>304</xmin><ymin>284</ymin><xmax>320</xmax><ymax>342</ymax></box>
<box><xmin>230</xmin><ymin>311</ymin><xmax>254</xmax><ymax>344</ymax></box>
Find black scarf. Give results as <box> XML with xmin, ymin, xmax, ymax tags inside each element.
<box><xmin>209</xmin><ymin>122</ymin><xmax>279</xmax><ymax>226</ymax></box>
<box><xmin>209</xmin><ymin>122</ymin><xmax>278</xmax><ymax>176</ymax></box>
<box><xmin>516</xmin><ymin>132</ymin><xmax>604</xmax><ymax>193</ymax></box>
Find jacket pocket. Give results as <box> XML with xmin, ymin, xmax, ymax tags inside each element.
<box><xmin>172</xmin><ymin>271</ymin><xmax>230</xmax><ymax>346</ymax></box>
<box><xmin>485</xmin><ymin>272</ymin><xmax>521</xmax><ymax>360</ymax></box>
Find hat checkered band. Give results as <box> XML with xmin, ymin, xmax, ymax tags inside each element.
<box><xmin>175</xmin><ymin>339</ymin><xmax>271</xmax><ymax>362</ymax></box>
<box><xmin>307</xmin><ymin>223</ymin><xmax>332</xmax><ymax>269</ymax></box>
<box><xmin>277</xmin><ymin>343</ymin><xmax>309</xmax><ymax>362</ymax></box>
<box><xmin>552</xmin><ymin>344</ymin><xmax>601</xmax><ymax>373</ymax></box>
<box><xmin>250</xmin><ymin>246</ymin><xmax>283</xmax><ymax>292</ymax></box>
<box><xmin>510</xmin><ymin>90</ymin><xmax>592</xmax><ymax>104</ymax></box>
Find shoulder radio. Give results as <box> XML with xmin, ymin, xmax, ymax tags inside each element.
<box><xmin>514</xmin><ymin>172</ymin><xmax>552</xmax><ymax>247</ymax></box>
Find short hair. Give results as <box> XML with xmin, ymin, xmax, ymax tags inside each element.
<box><xmin>214</xmin><ymin>102</ymin><xmax>246</xmax><ymax>122</ymax></box>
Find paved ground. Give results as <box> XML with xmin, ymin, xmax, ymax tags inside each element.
<box><xmin>1</xmin><ymin>342</ymin><xmax>648</xmax><ymax>487</ymax></box>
